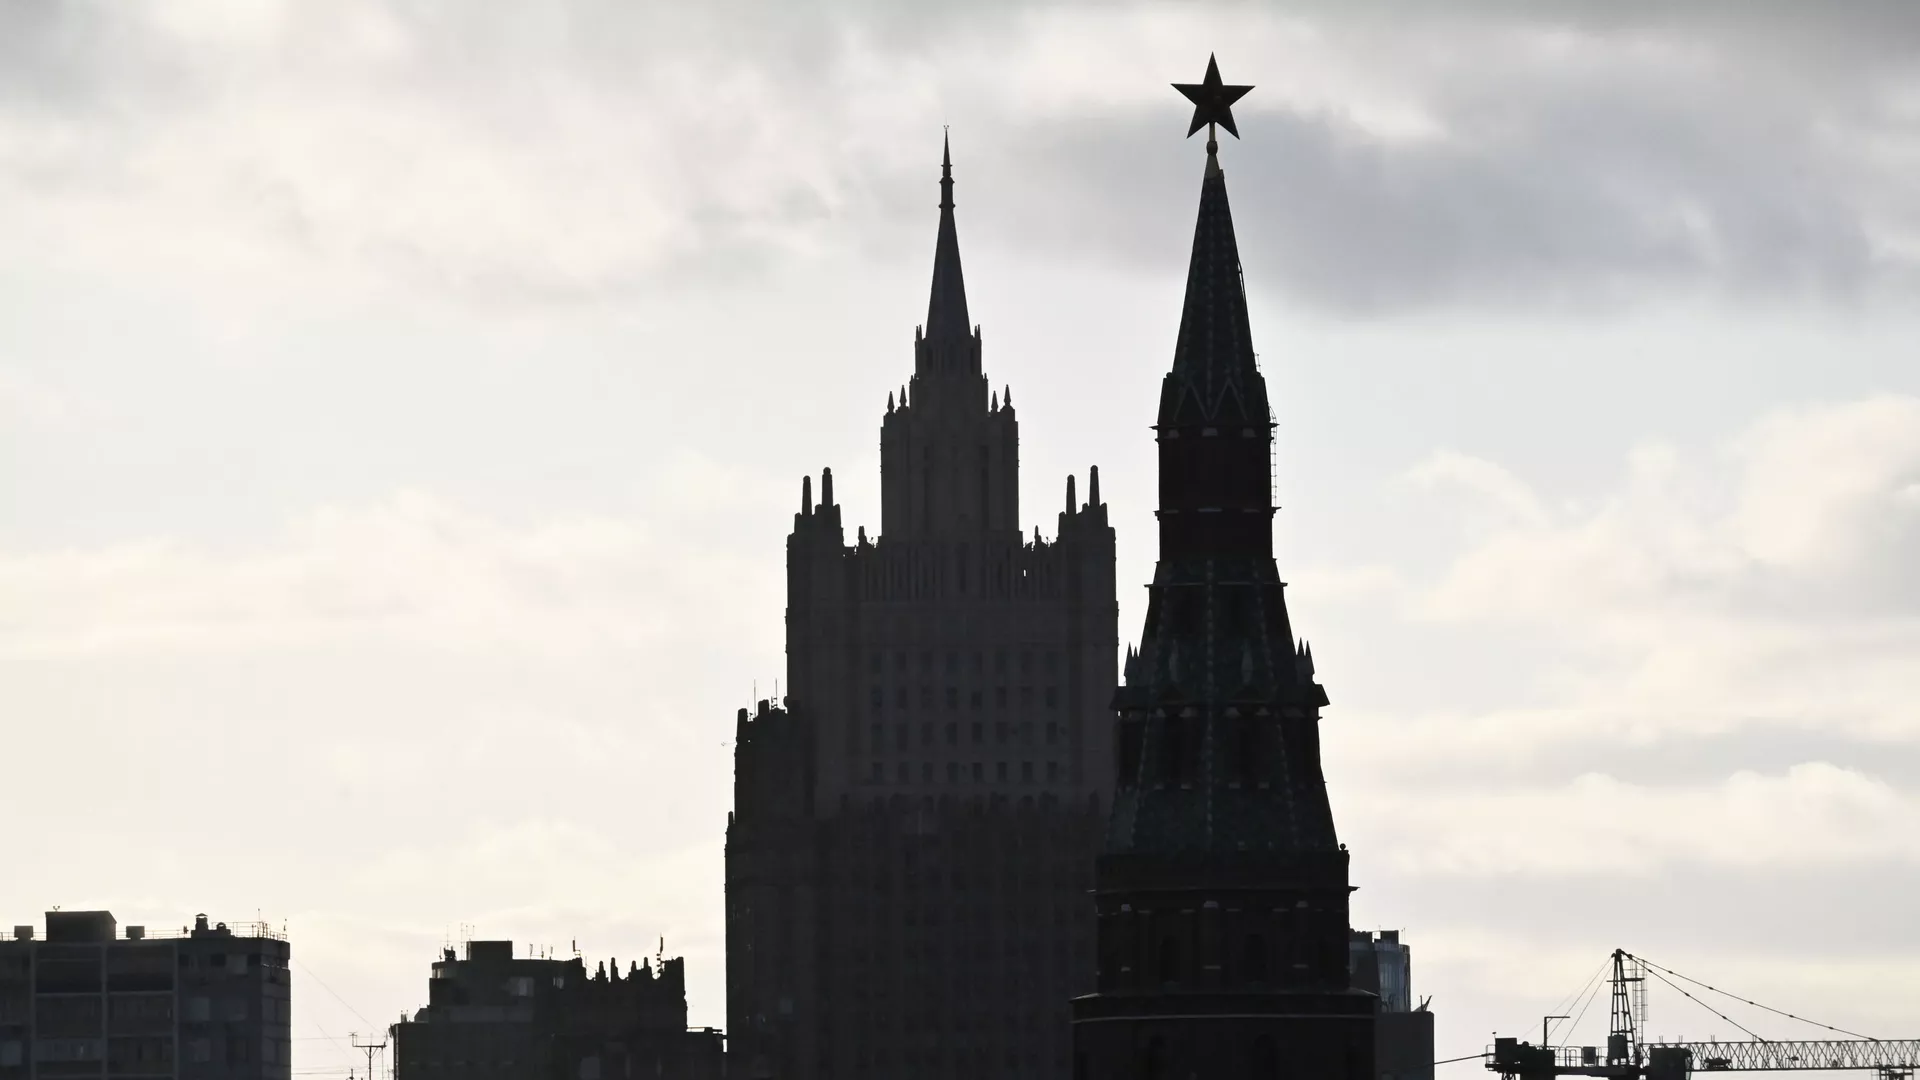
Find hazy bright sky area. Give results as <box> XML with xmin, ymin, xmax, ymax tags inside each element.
<box><xmin>4</xmin><ymin>1</ymin><xmax>1919</xmax><ymax>1076</ymax></box>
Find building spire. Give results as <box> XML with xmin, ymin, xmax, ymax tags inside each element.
<box><xmin>1159</xmin><ymin>57</ymin><xmax>1266</xmax><ymax>429</ymax></box>
<box><xmin>925</xmin><ymin>129</ymin><xmax>971</xmax><ymax>342</ymax></box>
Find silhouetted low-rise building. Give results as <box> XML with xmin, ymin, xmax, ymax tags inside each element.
<box><xmin>1350</xmin><ymin>930</ymin><xmax>1435</xmax><ymax>1080</ymax></box>
<box><xmin>390</xmin><ymin>940</ymin><xmax>723</xmax><ymax>1080</ymax></box>
<box><xmin>0</xmin><ymin>909</ymin><xmax>291</xmax><ymax>1080</ymax></box>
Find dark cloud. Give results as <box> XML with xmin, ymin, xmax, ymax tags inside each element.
<box><xmin>4</xmin><ymin>1</ymin><xmax>1916</xmax><ymax>313</ymax></box>
<box><xmin>980</xmin><ymin>51</ymin><xmax>1906</xmax><ymax>313</ymax></box>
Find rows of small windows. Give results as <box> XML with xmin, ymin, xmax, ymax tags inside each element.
<box><xmin>866</xmin><ymin>760</ymin><xmax>1063</xmax><ymax>784</ymax></box>
<box><xmin>872</xmin><ymin>648</ymin><xmax>1060</xmax><ymax>677</ymax></box>
<box><xmin>870</xmin><ymin>683</ymin><xmax>1062</xmax><ymax>711</ymax></box>
<box><xmin>868</xmin><ymin>719</ymin><xmax>1066</xmax><ymax>751</ymax></box>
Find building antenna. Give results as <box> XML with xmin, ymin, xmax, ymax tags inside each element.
<box><xmin>350</xmin><ymin>1032</ymin><xmax>387</xmax><ymax>1080</ymax></box>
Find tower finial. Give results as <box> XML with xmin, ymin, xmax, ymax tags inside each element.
<box><xmin>941</xmin><ymin>126</ymin><xmax>953</xmax><ymax>210</ymax></box>
<box><xmin>1173</xmin><ymin>54</ymin><xmax>1253</xmax><ymax>166</ymax></box>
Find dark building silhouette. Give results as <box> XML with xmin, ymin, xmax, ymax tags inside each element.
<box><xmin>1350</xmin><ymin>931</ymin><xmax>1435</xmax><ymax>1080</ymax></box>
<box><xmin>390</xmin><ymin>941</ymin><xmax>723</xmax><ymax>1080</ymax></box>
<box><xmin>0</xmin><ymin>910</ymin><xmax>291</xmax><ymax>1080</ymax></box>
<box><xmin>726</xmin><ymin>137</ymin><xmax>1119</xmax><ymax>1080</ymax></box>
<box><xmin>1070</xmin><ymin>59</ymin><xmax>1379</xmax><ymax>1079</ymax></box>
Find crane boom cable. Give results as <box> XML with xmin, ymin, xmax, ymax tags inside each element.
<box><xmin>1627</xmin><ymin>951</ymin><xmax>1878</xmax><ymax>1042</ymax></box>
<box><xmin>1564</xmin><ymin>959</ymin><xmax>1610</xmax><ymax>1044</ymax></box>
<box><xmin>1639</xmin><ymin>963</ymin><xmax>1769</xmax><ymax>1044</ymax></box>
<box><xmin>1550</xmin><ymin>954</ymin><xmax>1613</xmax><ymax>1033</ymax></box>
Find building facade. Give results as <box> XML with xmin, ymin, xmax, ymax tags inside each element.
<box><xmin>1070</xmin><ymin>64</ymin><xmax>1379</xmax><ymax>1079</ymax></box>
<box><xmin>725</xmin><ymin>138</ymin><xmax>1120</xmax><ymax>1080</ymax></box>
<box><xmin>1351</xmin><ymin>931</ymin><xmax>1434</xmax><ymax>1080</ymax></box>
<box><xmin>0</xmin><ymin>910</ymin><xmax>291</xmax><ymax>1080</ymax></box>
<box><xmin>390</xmin><ymin>940</ymin><xmax>723</xmax><ymax>1080</ymax></box>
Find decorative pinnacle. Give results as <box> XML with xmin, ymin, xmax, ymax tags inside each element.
<box><xmin>940</xmin><ymin>126</ymin><xmax>954</xmax><ymax>211</ymax></box>
<box><xmin>1173</xmin><ymin>54</ymin><xmax>1253</xmax><ymax>157</ymax></box>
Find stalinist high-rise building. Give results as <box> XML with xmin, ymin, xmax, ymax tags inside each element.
<box><xmin>726</xmin><ymin>138</ymin><xmax>1119</xmax><ymax>1080</ymax></box>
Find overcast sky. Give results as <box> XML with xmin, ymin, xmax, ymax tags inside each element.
<box><xmin>5</xmin><ymin>2</ymin><xmax>1920</xmax><ymax>1076</ymax></box>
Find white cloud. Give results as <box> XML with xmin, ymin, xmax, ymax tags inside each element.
<box><xmin>0</xmin><ymin>485</ymin><xmax>776</xmax><ymax>660</ymax></box>
<box><xmin>1357</xmin><ymin>762</ymin><xmax>1920</xmax><ymax>876</ymax></box>
<box><xmin>1372</xmin><ymin>397</ymin><xmax>1920</xmax><ymax>756</ymax></box>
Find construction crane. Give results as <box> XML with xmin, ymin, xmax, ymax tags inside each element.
<box><xmin>1487</xmin><ymin>949</ymin><xmax>1918</xmax><ymax>1080</ymax></box>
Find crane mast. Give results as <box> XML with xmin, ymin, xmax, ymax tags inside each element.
<box><xmin>1488</xmin><ymin>950</ymin><xmax>1918</xmax><ymax>1079</ymax></box>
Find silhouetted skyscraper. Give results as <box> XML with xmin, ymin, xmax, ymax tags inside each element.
<box><xmin>1071</xmin><ymin>57</ymin><xmax>1378</xmax><ymax>1080</ymax></box>
<box><xmin>726</xmin><ymin>137</ymin><xmax>1120</xmax><ymax>1080</ymax></box>
<box><xmin>0</xmin><ymin>910</ymin><xmax>291</xmax><ymax>1080</ymax></box>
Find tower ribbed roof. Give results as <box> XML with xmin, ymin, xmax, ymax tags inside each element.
<box><xmin>924</xmin><ymin>132</ymin><xmax>971</xmax><ymax>342</ymax></box>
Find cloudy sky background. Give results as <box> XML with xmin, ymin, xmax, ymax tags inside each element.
<box><xmin>5</xmin><ymin>1</ymin><xmax>1920</xmax><ymax>1075</ymax></box>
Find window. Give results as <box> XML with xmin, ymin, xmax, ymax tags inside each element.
<box><xmin>1244</xmin><ymin>935</ymin><xmax>1269</xmax><ymax>983</ymax></box>
<box><xmin>971</xmin><ymin>722</ymin><xmax>983</xmax><ymax>744</ymax></box>
<box><xmin>870</xmin><ymin>686</ymin><xmax>882</xmax><ymax>709</ymax></box>
<box><xmin>1020</xmin><ymin>651</ymin><xmax>1033</xmax><ymax>675</ymax></box>
<box><xmin>895</xmin><ymin>687</ymin><xmax>908</xmax><ymax>708</ymax></box>
<box><xmin>1045</xmin><ymin>651</ymin><xmax>1058</xmax><ymax>673</ymax></box>
<box><xmin>1142</xmin><ymin>1037</ymin><xmax>1165</xmax><ymax>1080</ymax></box>
<box><xmin>947</xmin><ymin>763</ymin><xmax>960</xmax><ymax>783</ymax></box>
<box><xmin>898</xmin><ymin>763</ymin><xmax>910</xmax><ymax>783</ymax></box>
<box><xmin>946</xmin><ymin>687</ymin><xmax>959</xmax><ymax>709</ymax></box>
<box><xmin>1158</xmin><ymin>935</ymin><xmax>1183</xmax><ymax>985</ymax></box>
<box><xmin>920</xmin><ymin>651</ymin><xmax>933</xmax><ymax>673</ymax></box>
<box><xmin>871</xmin><ymin>762</ymin><xmax>883</xmax><ymax>782</ymax></box>
<box><xmin>995</xmin><ymin>686</ymin><xmax>1008</xmax><ymax>708</ymax></box>
<box><xmin>994</xmin><ymin>651</ymin><xmax>1007</xmax><ymax>674</ymax></box>
<box><xmin>189</xmin><ymin>1039</ymin><xmax>211</xmax><ymax>1064</ymax></box>
<box><xmin>973</xmin><ymin>652</ymin><xmax>984</xmax><ymax>674</ymax></box>
<box><xmin>1022</xmin><ymin>761</ymin><xmax>1034</xmax><ymax>783</ymax></box>
<box><xmin>224</xmin><ymin>998</ymin><xmax>248</xmax><ymax>1021</ymax></box>
<box><xmin>923</xmin><ymin>763</ymin><xmax>934</xmax><ymax>783</ymax></box>
<box><xmin>945</xmin><ymin>723</ymin><xmax>958</xmax><ymax>746</ymax></box>
<box><xmin>1020</xmin><ymin>686</ymin><xmax>1034</xmax><ymax>708</ymax></box>
<box><xmin>1118</xmin><ymin>721</ymin><xmax>1144</xmax><ymax>785</ymax></box>
<box><xmin>1046</xmin><ymin>721</ymin><xmax>1059</xmax><ymax>745</ymax></box>
<box><xmin>895</xmin><ymin>651</ymin><xmax>907</xmax><ymax>673</ymax></box>
<box><xmin>896</xmin><ymin>724</ymin><xmax>908</xmax><ymax>750</ymax></box>
<box><xmin>871</xmin><ymin>652</ymin><xmax>882</xmax><ymax>673</ymax></box>
<box><xmin>995</xmin><ymin>721</ymin><xmax>1008</xmax><ymax>743</ymax></box>
<box><xmin>1047</xmin><ymin>761</ymin><xmax>1060</xmax><ymax>782</ymax></box>
<box><xmin>186</xmin><ymin>997</ymin><xmax>209</xmax><ymax>1022</ymax></box>
<box><xmin>971</xmin><ymin>763</ymin><xmax>983</xmax><ymax>782</ymax></box>
<box><xmin>922</xmin><ymin>723</ymin><xmax>933</xmax><ymax>746</ymax></box>
<box><xmin>870</xmin><ymin>723</ymin><xmax>882</xmax><ymax>750</ymax></box>
<box><xmin>1249</xmin><ymin>1035</ymin><xmax>1277</xmax><ymax>1079</ymax></box>
<box><xmin>970</xmin><ymin>690</ymin><xmax>982</xmax><ymax>710</ymax></box>
<box><xmin>920</xmin><ymin>686</ymin><xmax>933</xmax><ymax>708</ymax></box>
<box><xmin>996</xmin><ymin>762</ymin><xmax>1008</xmax><ymax>782</ymax></box>
<box><xmin>1045</xmin><ymin>686</ymin><xmax>1058</xmax><ymax>708</ymax></box>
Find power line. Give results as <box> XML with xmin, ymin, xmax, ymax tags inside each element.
<box><xmin>293</xmin><ymin>957</ymin><xmax>374</xmax><ymax>1028</ymax></box>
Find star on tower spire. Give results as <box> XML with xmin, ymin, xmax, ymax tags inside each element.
<box><xmin>1172</xmin><ymin>54</ymin><xmax>1253</xmax><ymax>171</ymax></box>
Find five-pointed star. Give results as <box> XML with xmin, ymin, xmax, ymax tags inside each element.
<box><xmin>1172</xmin><ymin>54</ymin><xmax>1254</xmax><ymax>139</ymax></box>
